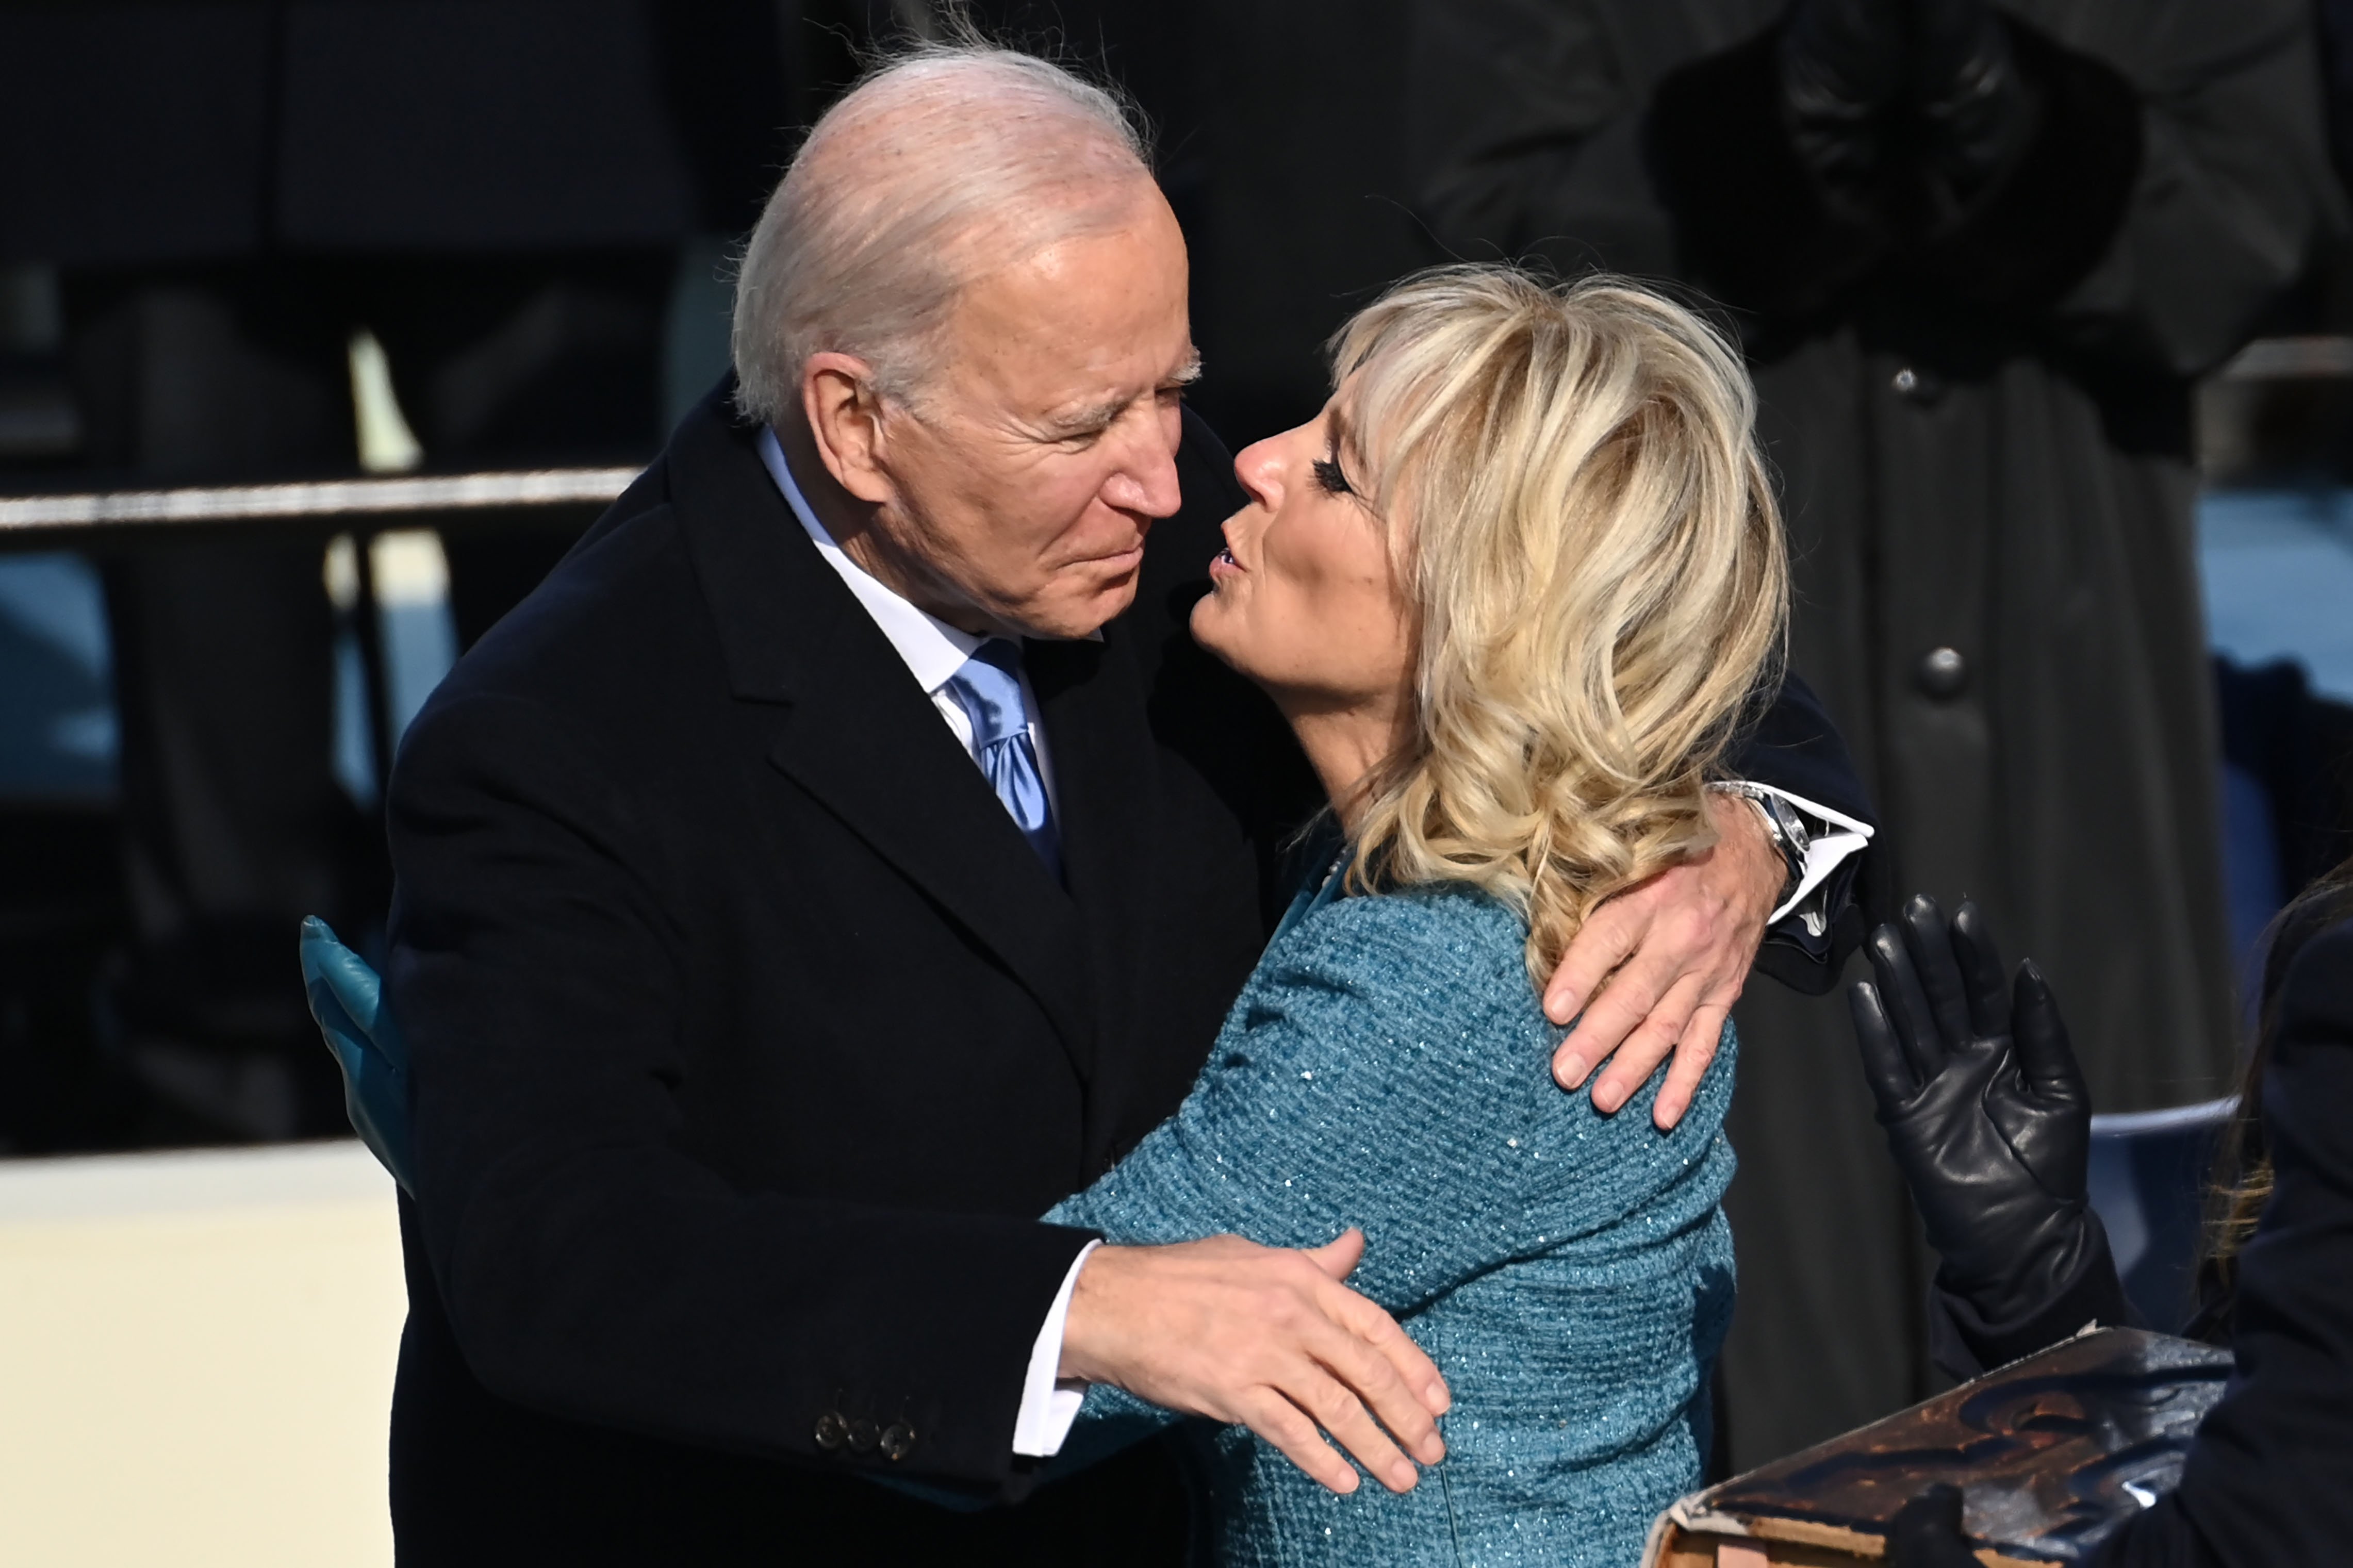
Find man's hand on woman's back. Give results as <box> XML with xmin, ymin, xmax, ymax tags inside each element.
<box><xmin>1544</xmin><ymin>789</ymin><xmax>1784</xmax><ymax>1128</ymax></box>
<box><xmin>1058</xmin><ymin>1229</ymin><xmax>1451</xmax><ymax>1497</ymax></box>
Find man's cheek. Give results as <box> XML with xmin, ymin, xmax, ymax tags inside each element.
<box><xmin>1047</xmin><ymin>510</ymin><xmax>1143</xmax><ymax>570</ymax></box>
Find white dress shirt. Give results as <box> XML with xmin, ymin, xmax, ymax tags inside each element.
<box><xmin>1756</xmin><ymin>789</ymin><xmax>1874</xmax><ymax>934</ymax></box>
<box><xmin>756</xmin><ymin>426</ymin><xmax>1094</xmax><ymax>1459</ymax></box>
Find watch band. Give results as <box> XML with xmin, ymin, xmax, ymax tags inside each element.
<box><xmin>1712</xmin><ymin>781</ymin><xmax>1808</xmax><ymax>906</ymax></box>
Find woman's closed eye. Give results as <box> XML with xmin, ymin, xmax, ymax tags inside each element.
<box><xmin>1311</xmin><ymin>454</ymin><xmax>1355</xmax><ymax>497</ymax></box>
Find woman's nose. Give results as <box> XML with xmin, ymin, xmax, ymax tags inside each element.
<box><xmin>1232</xmin><ymin>435</ymin><xmax>1286</xmax><ymax>508</ymax></box>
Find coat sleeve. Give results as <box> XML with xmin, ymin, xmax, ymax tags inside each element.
<box><xmin>1039</xmin><ymin>890</ymin><xmax>1732</xmax><ymax>1470</ymax></box>
<box><xmin>2095</xmin><ymin>920</ymin><xmax>2353</xmax><ymax>1567</ymax></box>
<box><xmin>2051</xmin><ymin>0</ymin><xmax>2347</xmax><ymax>378</ymax></box>
<box><xmin>1406</xmin><ymin>0</ymin><xmax>1683</xmax><ymax>285</ymax></box>
<box><xmin>387</xmin><ymin>688</ymin><xmax>1096</xmax><ymax>1496</ymax></box>
<box><xmin>1923</xmin><ymin>1213</ymin><xmax>2135</xmax><ymax>1381</ymax></box>
<box><xmin>1729</xmin><ymin>670</ymin><xmax>1884</xmax><ymax>992</ymax></box>
<box><xmin>1044</xmin><ymin>892</ymin><xmax>1730</xmax><ymax>1311</ymax></box>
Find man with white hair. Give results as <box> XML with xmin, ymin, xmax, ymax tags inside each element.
<box><xmin>381</xmin><ymin>42</ymin><xmax>1874</xmax><ymax>1561</ymax></box>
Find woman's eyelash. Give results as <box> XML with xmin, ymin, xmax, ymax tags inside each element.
<box><xmin>1311</xmin><ymin>457</ymin><xmax>1354</xmax><ymax>497</ymax></box>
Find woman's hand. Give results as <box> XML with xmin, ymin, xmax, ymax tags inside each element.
<box><xmin>1058</xmin><ymin>1229</ymin><xmax>1450</xmax><ymax>1496</ymax></box>
<box><xmin>1544</xmin><ymin>789</ymin><xmax>1782</xmax><ymax>1128</ymax></box>
<box><xmin>1850</xmin><ymin>895</ymin><xmax>2097</xmax><ymax>1325</ymax></box>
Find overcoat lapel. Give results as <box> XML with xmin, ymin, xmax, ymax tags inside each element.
<box><xmin>666</xmin><ymin>402</ymin><xmax>1097</xmax><ymax>1077</ymax></box>
<box><xmin>1027</xmin><ymin>632</ymin><xmax>1161</xmax><ymax>1168</ymax></box>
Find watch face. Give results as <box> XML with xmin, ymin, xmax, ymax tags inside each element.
<box><xmin>1771</xmin><ymin>797</ymin><xmax>1811</xmax><ymax>856</ymax></box>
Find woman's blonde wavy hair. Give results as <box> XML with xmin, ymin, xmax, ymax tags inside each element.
<box><xmin>1333</xmin><ymin>266</ymin><xmax>1789</xmax><ymax>983</ymax></box>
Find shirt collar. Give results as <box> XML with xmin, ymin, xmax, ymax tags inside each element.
<box><xmin>758</xmin><ymin>424</ymin><xmax>982</xmax><ymax>696</ymax></box>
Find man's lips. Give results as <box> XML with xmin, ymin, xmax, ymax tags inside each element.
<box><xmin>1210</xmin><ymin>544</ymin><xmax>1242</xmax><ymax>577</ymax></box>
<box><xmin>1052</xmin><ymin>541</ymin><xmax>1146</xmax><ymax>574</ymax></box>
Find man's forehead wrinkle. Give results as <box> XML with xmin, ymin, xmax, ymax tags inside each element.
<box><xmin>803</xmin><ymin>101</ymin><xmax>1153</xmax><ymax>291</ymax></box>
<box><xmin>903</xmin><ymin>177</ymin><xmax>1189</xmax><ymax>447</ymax></box>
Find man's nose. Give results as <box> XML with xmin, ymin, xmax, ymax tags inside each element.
<box><xmin>1103</xmin><ymin>416</ymin><xmax>1185</xmax><ymax>519</ymax></box>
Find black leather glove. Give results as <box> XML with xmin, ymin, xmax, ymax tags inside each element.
<box><xmin>1849</xmin><ymin>895</ymin><xmax>2097</xmax><ymax>1327</ymax></box>
<box><xmin>1887</xmin><ymin>1484</ymin><xmax>1982</xmax><ymax>1568</ymax></box>
<box><xmin>1908</xmin><ymin>0</ymin><xmax>2036</xmax><ymax>210</ymax></box>
<box><xmin>1780</xmin><ymin>0</ymin><xmax>1906</xmax><ymax>187</ymax></box>
<box><xmin>1780</xmin><ymin>0</ymin><xmax>2036</xmax><ymax>219</ymax></box>
<box><xmin>1781</xmin><ymin>0</ymin><xmax>1907</xmax><ymax>115</ymax></box>
<box><xmin>1910</xmin><ymin>0</ymin><xmax>2014</xmax><ymax>112</ymax></box>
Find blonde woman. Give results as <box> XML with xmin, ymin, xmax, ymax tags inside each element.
<box><xmin>1042</xmin><ymin>265</ymin><xmax>1789</xmax><ymax>1565</ymax></box>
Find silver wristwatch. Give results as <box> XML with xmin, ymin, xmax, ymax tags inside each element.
<box><xmin>1712</xmin><ymin>781</ymin><xmax>1809</xmax><ymax>907</ymax></box>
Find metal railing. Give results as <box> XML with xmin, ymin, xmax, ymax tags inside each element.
<box><xmin>0</xmin><ymin>466</ymin><xmax>640</xmax><ymax>543</ymax></box>
<box><xmin>0</xmin><ymin>466</ymin><xmax>642</xmax><ymax>795</ymax></box>
<box><xmin>2216</xmin><ymin>335</ymin><xmax>2353</xmax><ymax>382</ymax></box>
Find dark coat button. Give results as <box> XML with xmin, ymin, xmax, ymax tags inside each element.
<box><xmin>847</xmin><ymin>1417</ymin><xmax>879</xmax><ymax>1454</ymax></box>
<box><xmin>1891</xmin><ymin>365</ymin><xmax>1945</xmax><ymax>404</ymax></box>
<box><xmin>1916</xmin><ymin>646</ymin><xmax>1969</xmax><ymax>699</ymax></box>
<box><xmin>880</xmin><ymin>1422</ymin><xmax>916</xmax><ymax>1462</ymax></box>
<box><xmin>813</xmin><ymin>1410</ymin><xmax>848</xmax><ymax>1451</ymax></box>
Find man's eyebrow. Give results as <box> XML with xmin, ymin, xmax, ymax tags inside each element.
<box><xmin>1043</xmin><ymin>397</ymin><xmax>1132</xmax><ymax>435</ymax></box>
<box><xmin>1041</xmin><ymin>353</ymin><xmax>1204</xmax><ymax>435</ymax></box>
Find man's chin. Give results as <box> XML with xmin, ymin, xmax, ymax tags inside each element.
<box><xmin>1007</xmin><ymin>571</ymin><xmax>1142</xmax><ymax>641</ymax></box>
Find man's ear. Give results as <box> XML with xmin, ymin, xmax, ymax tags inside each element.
<box><xmin>802</xmin><ymin>353</ymin><xmax>897</xmax><ymax>506</ymax></box>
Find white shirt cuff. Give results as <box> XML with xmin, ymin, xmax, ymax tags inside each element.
<box><xmin>1011</xmin><ymin>1239</ymin><xmax>1100</xmax><ymax>1458</ymax></box>
<box><xmin>1739</xmin><ymin>784</ymin><xmax>1875</xmax><ymax>931</ymax></box>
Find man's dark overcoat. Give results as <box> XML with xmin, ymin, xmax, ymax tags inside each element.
<box><xmin>381</xmin><ymin>387</ymin><xmax>1873</xmax><ymax>1561</ymax></box>
<box><xmin>1408</xmin><ymin>0</ymin><xmax>2344</xmax><ymax>1462</ymax></box>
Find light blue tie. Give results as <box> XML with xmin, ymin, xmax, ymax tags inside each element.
<box><xmin>945</xmin><ymin>639</ymin><xmax>1062</xmax><ymax>880</ymax></box>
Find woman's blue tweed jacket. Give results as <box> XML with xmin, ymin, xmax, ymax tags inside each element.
<box><xmin>1044</xmin><ymin>869</ymin><xmax>1737</xmax><ymax>1567</ymax></box>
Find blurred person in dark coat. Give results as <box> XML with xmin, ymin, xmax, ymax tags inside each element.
<box><xmin>0</xmin><ymin>0</ymin><xmax>814</xmax><ymax>1135</ymax></box>
<box><xmin>1407</xmin><ymin>0</ymin><xmax>2344</xmax><ymax>1464</ymax></box>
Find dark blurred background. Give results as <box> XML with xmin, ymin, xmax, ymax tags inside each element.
<box><xmin>3</xmin><ymin>0</ymin><xmax>2351</xmax><ymax>1475</ymax></box>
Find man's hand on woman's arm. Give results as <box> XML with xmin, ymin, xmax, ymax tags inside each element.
<box><xmin>1058</xmin><ymin>1229</ymin><xmax>1451</xmax><ymax>1497</ymax></box>
<box><xmin>1544</xmin><ymin>790</ymin><xmax>1785</xmax><ymax>1128</ymax></box>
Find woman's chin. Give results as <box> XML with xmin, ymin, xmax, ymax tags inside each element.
<box><xmin>1188</xmin><ymin>593</ymin><xmax>1248</xmax><ymax>674</ymax></box>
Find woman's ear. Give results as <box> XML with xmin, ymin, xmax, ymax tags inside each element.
<box><xmin>801</xmin><ymin>353</ymin><xmax>896</xmax><ymax>506</ymax></box>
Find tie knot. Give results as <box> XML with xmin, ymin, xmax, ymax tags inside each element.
<box><xmin>947</xmin><ymin>639</ymin><xmax>1030</xmax><ymax>750</ymax></box>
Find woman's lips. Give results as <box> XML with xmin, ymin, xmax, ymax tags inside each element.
<box><xmin>1210</xmin><ymin>544</ymin><xmax>1242</xmax><ymax>577</ymax></box>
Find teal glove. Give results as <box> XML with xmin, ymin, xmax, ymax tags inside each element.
<box><xmin>299</xmin><ymin>916</ymin><xmax>414</xmax><ymax>1194</ymax></box>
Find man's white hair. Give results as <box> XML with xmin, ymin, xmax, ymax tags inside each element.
<box><xmin>731</xmin><ymin>44</ymin><xmax>1155</xmax><ymax>423</ymax></box>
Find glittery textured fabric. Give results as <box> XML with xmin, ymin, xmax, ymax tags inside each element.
<box><xmin>1045</xmin><ymin>881</ymin><xmax>1736</xmax><ymax>1567</ymax></box>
